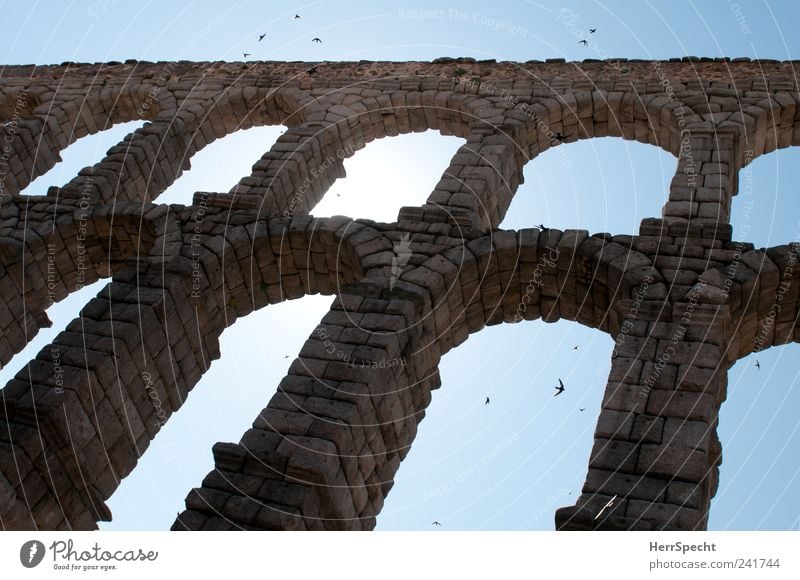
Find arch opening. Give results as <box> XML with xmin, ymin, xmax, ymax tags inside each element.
<box><xmin>99</xmin><ymin>294</ymin><xmax>334</xmax><ymax>530</ymax></box>
<box><xmin>731</xmin><ymin>147</ymin><xmax>800</xmax><ymax>249</ymax></box>
<box><xmin>710</xmin><ymin>345</ymin><xmax>800</xmax><ymax>530</ymax></box>
<box><xmin>376</xmin><ymin>319</ymin><xmax>614</xmax><ymax>530</ymax></box>
<box><xmin>0</xmin><ymin>280</ymin><xmax>105</xmax><ymax>381</ymax></box>
<box><xmin>156</xmin><ymin>125</ymin><xmax>286</xmax><ymax>206</ymax></box>
<box><xmin>311</xmin><ymin>130</ymin><xmax>464</xmax><ymax>222</ymax></box>
<box><xmin>501</xmin><ymin>137</ymin><xmax>675</xmax><ymax>235</ymax></box>
<box><xmin>19</xmin><ymin>121</ymin><xmax>142</xmax><ymax>197</ymax></box>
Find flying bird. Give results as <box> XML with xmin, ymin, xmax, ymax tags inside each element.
<box><xmin>431</xmin><ymin>521</ymin><xmax>441</xmax><ymax>527</ymax></box>
<box><xmin>594</xmin><ymin>495</ymin><xmax>618</xmax><ymax>520</ymax></box>
<box><xmin>485</xmin><ymin>396</ymin><xmax>490</xmax><ymax>405</ymax></box>
<box><xmin>579</xmin><ymin>39</ymin><xmax>588</xmax><ymax>46</ymax></box>
<box><xmin>258</xmin><ymin>33</ymin><xmax>266</xmax><ymax>42</ymax></box>
<box><xmin>755</xmin><ymin>359</ymin><xmax>760</xmax><ymax>371</ymax></box>
<box><xmin>243</xmin><ymin>52</ymin><xmax>251</xmax><ymax>58</ymax></box>
<box><xmin>284</xmin><ymin>355</ymin><xmax>290</xmax><ymax>359</ymax></box>
<box><xmin>589</xmin><ymin>28</ymin><xmax>597</xmax><ymax>34</ymax></box>
<box><xmin>554</xmin><ymin>379</ymin><xmax>565</xmax><ymax>397</ymax></box>
<box><xmin>294</xmin><ymin>14</ymin><xmax>302</xmax><ymax>19</ymax></box>
<box><xmin>579</xmin><ymin>408</ymin><xmax>586</xmax><ymax>412</ymax></box>
<box><xmin>537</xmin><ymin>223</ymin><xmax>546</xmax><ymax>230</ymax></box>
<box><xmin>572</xmin><ymin>345</ymin><xmax>579</xmax><ymax>351</ymax></box>
<box><xmin>312</xmin><ymin>37</ymin><xmax>322</xmax><ymax>43</ymax></box>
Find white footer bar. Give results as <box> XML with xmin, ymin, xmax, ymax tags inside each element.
<box><xmin>1</xmin><ymin>531</ymin><xmax>797</xmax><ymax>579</ymax></box>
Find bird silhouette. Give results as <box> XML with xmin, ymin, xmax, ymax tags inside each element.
<box><xmin>589</xmin><ymin>28</ymin><xmax>597</xmax><ymax>34</ymax></box>
<box><xmin>579</xmin><ymin>40</ymin><xmax>588</xmax><ymax>46</ymax></box>
<box><xmin>294</xmin><ymin>14</ymin><xmax>302</xmax><ymax>19</ymax></box>
<box><xmin>432</xmin><ymin>521</ymin><xmax>441</xmax><ymax>527</ymax></box>
<box><xmin>312</xmin><ymin>37</ymin><xmax>322</xmax><ymax>43</ymax></box>
<box><xmin>485</xmin><ymin>396</ymin><xmax>490</xmax><ymax>405</ymax></box>
<box><xmin>243</xmin><ymin>52</ymin><xmax>251</xmax><ymax>58</ymax></box>
<box><xmin>258</xmin><ymin>33</ymin><xmax>266</xmax><ymax>42</ymax></box>
<box><xmin>283</xmin><ymin>355</ymin><xmax>290</xmax><ymax>359</ymax></box>
<box><xmin>579</xmin><ymin>408</ymin><xmax>586</xmax><ymax>412</ymax></box>
<box><xmin>572</xmin><ymin>345</ymin><xmax>579</xmax><ymax>351</ymax></box>
<box><xmin>307</xmin><ymin>65</ymin><xmax>319</xmax><ymax>75</ymax></box>
<box><xmin>537</xmin><ymin>223</ymin><xmax>546</xmax><ymax>230</ymax></box>
<box><xmin>554</xmin><ymin>379</ymin><xmax>565</xmax><ymax>397</ymax></box>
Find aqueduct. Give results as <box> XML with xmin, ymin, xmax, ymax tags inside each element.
<box><xmin>0</xmin><ymin>57</ymin><xmax>797</xmax><ymax>530</ymax></box>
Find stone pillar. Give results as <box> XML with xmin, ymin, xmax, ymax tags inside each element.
<box><xmin>403</xmin><ymin>123</ymin><xmax>525</xmax><ymax>231</ymax></box>
<box><xmin>61</xmin><ymin>117</ymin><xmax>191</xmax><ymax>203</ymax></box>
<box><xmin>0</xmin><ymin>257</ymin><xmax>221</xmax><ymax>530</ymax></box>
<box><xmin>174</xmin><ymin>279</ymin><xmax>442</xmax><ymax>530</ymax></box>
<box><xmin>661</xmin><ymin>127</ymin><xmax>740</xmax><ymax>226</ymax></box>
<box><xmin>0</xmin><ymin>198</ymin><xmax>158</xmax><ymax>369</ymax></box>
<box><xmin>556</xmin><ymin>300</ymin><xmax>730</xmax><ymax>530</ymax></box>
<box><xmin>230</xmin><ymin>120</ymin><xmax>351</xmax><ymax>214</ymax></box>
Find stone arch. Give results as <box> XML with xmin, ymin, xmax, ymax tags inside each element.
<box><xmin>0</xmin><ymin>212</ymin><xmax>367</xmax><ymax>530</ymax></box>
<box><xmin>418</xmin><ymin>88</ymin><xmax>691</xmax><ymax>231</ymax></box>
<box><xmin>0</xmin><ymin>88</ymin><xmax>41</xmax><ymax>121</ymax></box>
<box><xmin>522</xmin><ymin>91</ymin><xmax>684</xmax><ymax>159</ymax></box>
<box><xmin>716</xmin><ymin>90</ymin><xmax>800</xmax><ymax>164</ymax></box>
<box><xmin>4</xmin><ymin>57</ymin><xmax>800</xmax><ymax>534</ymax></box>
<box><xmin>58</xmin><ymin>86</ymin><xmax>308</xmax><ymax>204</ymax></box>
<box><xmin>228</xmin><ymin>89</ymin><xmax>484</xmax><ymax>215</ymax></box>
<box><xmin>184</xmin><ymin>212</ymin><xmax>369</xmax><ymax>325</ymax></box>
<box><xmin>389</xmin><ymin>229</ymin><xmax>659</xmax><ymax>350</ymax></box>
<box><xmin>0</xmin><ymin>88</ymin><xmax>45</xmax><ymax>195</ymax></box>
<box><xmin>0</xmin><ymin>198</ymin><xmax>162</xmax><ymax>368</ymax></box>
<box><xmin>694</xmin><ymin>243</ymin><xmax>800</xmax><ymax>360</ymax></box>
<box><xmin>1</xmin><ymin>81</ymin><xmax>311</xmax><ymax>366</ymax></box>
<box><xmin>171</xmin><ymin>227</ymin><xmax>661</xmax><ymax>530</ymax></box>
<box><xmin>668</xmin><ymin>89</ymin><xmax>800</xmax><ymax>226</ymax></box>
<box><xmin>4</xmin><ymin>82</ymin><xmax>169</xmax><ymax>197</ymax></box>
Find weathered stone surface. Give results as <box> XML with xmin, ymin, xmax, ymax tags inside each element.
<box><xmin>0</xmin><ymin>58</ymin><xmax>794</xmax><ymax>533</ymax></box>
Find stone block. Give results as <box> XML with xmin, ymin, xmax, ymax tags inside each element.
<box><xmin>589</xmin><ymin>438</ymin><xmax>639</xmax><ymax>472</ymax></box>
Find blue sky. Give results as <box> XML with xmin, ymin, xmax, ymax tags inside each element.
<box><xmin>1</xmin><ymin>0</ymin><xmax>799</xmax><ymax>531</ymax></box>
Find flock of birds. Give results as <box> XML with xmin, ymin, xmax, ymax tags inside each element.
<box><xmin>577</xmin><ymin>28</ymin><xmax>598</xmax><ymax>46</ymax></box>
<box><xmin>241</xmin><ymin>14</ymin><xmax>322</xmax><ymax>60</ymax></box>
<box><xmin>240</xmin><ymin>17</ymin><xmax>597</xmax><ymax>67</ymax></box>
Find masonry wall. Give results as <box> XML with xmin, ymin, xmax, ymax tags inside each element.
<box><xmin>0</xmin><ymin>57</ymin><xmax>798</xmax><ymax>530</ymax></box>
